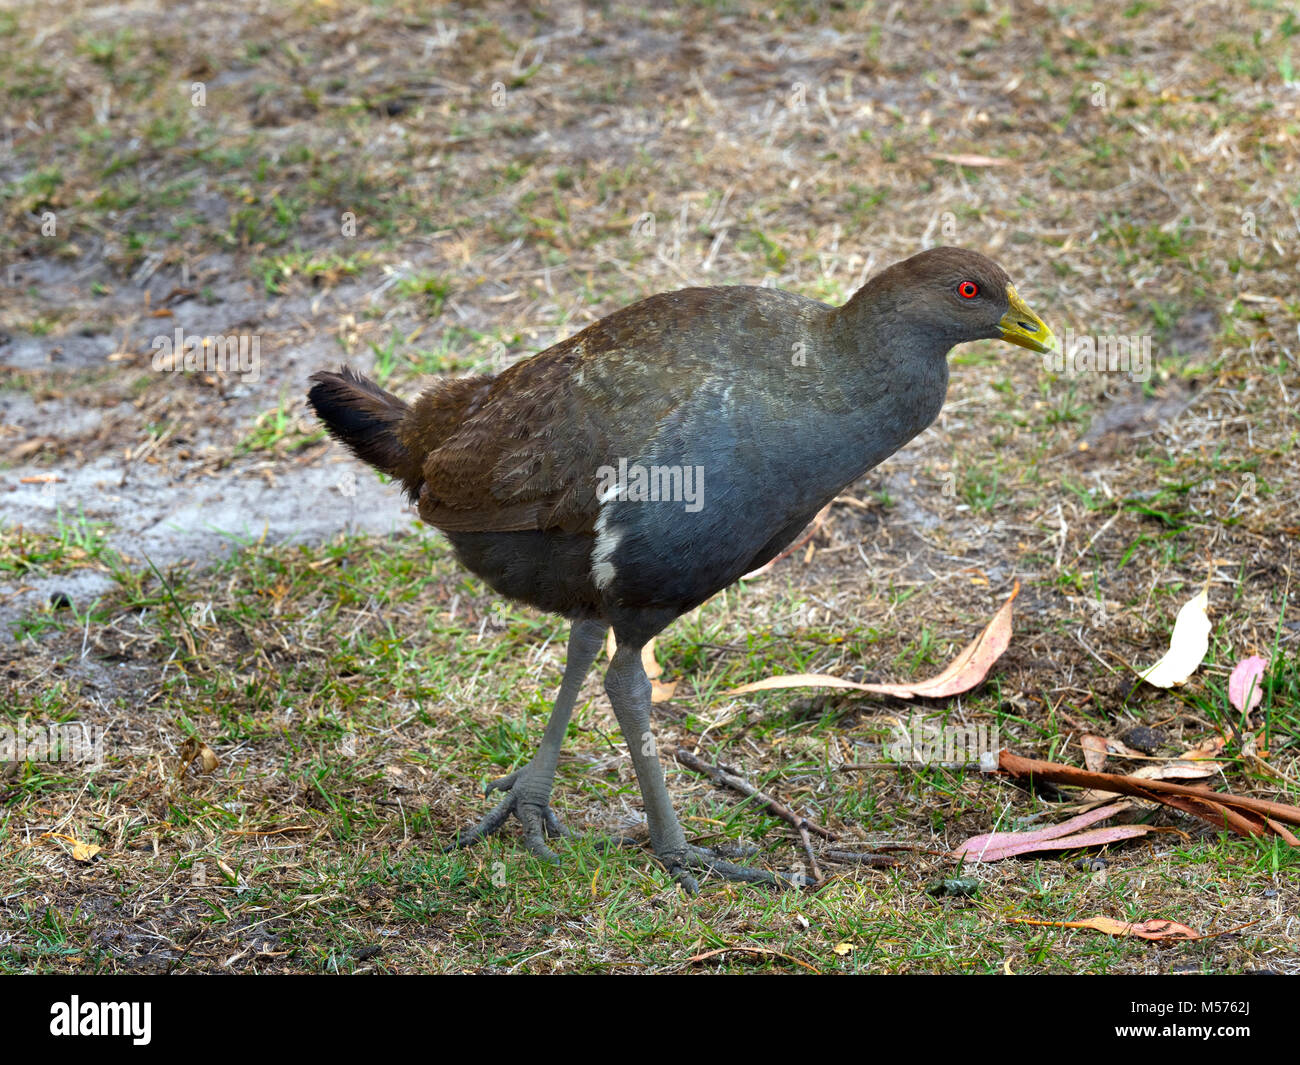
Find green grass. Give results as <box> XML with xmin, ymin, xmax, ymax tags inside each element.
<box><xmin>3</xmin><ymin>525</ymin><xmax>1296</xmax><ymax>972</ymax></box>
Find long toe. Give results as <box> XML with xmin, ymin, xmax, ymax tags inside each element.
<box><xmin>445</xmin><ymin>792</ymin><xmax>516</xmax><ymax>852</ymax></box>
<box><xmin>517</xmin><ymin>802</ymin><xmax>563</xmax><ymax>863</ymax></box>
<box><xmin>542</xmin><ymin>806</ymin><xmax>568</xmax><ymax>839</ymax></box>
<box><xmin>657</xmin><ymin>844</ymin><xmax>814</xmax><ymax>890</ymax></box>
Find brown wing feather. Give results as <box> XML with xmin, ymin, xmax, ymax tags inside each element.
<box><xmin>417</xmin><ymin>343</ymin><xmax>613</xmax><ymax>533</ymax></box>
<box><xmin>414</xmin><ymin>292</ymin><xmax>716</xmax><ymax>535</ymax></box>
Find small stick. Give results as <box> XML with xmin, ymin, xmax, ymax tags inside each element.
<box><xmin>671</xmin><ymin>747</ymin><xmax>835</xmax><ymax>881</ymax></box>
<box><xmin>823</xmin><ymin>850</ymin><xmax>898</xmax><ymax>868</ymax></box>
<box><xmin>165</xmin><ymin>931</ymin><xmax>206</xmax><ymax>975</ymax></box>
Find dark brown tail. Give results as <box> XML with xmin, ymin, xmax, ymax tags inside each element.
<box><xmin>307</xmin><ymin>367</ymin><xmax>423</xmax><ymax>500</ymax></box>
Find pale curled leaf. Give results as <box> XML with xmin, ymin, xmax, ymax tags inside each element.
<box><xmin>1138</xmin><ymin>587</ymin><xmax>1210</xmax><ymax>688</ymax></box>
<box><xmin>729</xmin><ymin>582</ymin><xmax>1018</xmax><ymax>700</ymax></box>
<box><xmin>930</xmin><ymin>153</ymin><xmax>1013</xmax><ymax>167</ymax></box>
<box><xmin>1180</xmin><ymin>734</ymin><xmax>1227</xmax><ymax>760</ymax></box>
<box><xmin>1228</xmin><ymin>655</ymin><xmax>1268</xmax><ymax>714</ymax></box>
<box><xmin>1012</xmin><ymin>916</ymin><xmax>1200</xmax><ymax>941</ymax></box>
<box><xmin>1129</xmin><ymin>761</ymin><xmax>1217</xmax><ymax>782</ymax></box>
<box><xmin>650</xmin><ymin>678</ymin><xmax>677</xmax><ymax>704</ymax></box>
<box><xmin>641</xmin><ymin>641</ymin><xmax>663</xmax><ymax>680</ymax></box>
<box><xmin>1081</xmin><ymin>735</ymin><xmax>1109</xmax><ymax>772</ymax></box>
<box><xmin>179</xmin><ymin>735</ymin><xmax>219</xmax><ymax>776</ymax></box>
<box><xmin>1076</xmin><ymin>738</ymin><xmax>1149</xmax><ymax>769</ymax></box>
<box><xmin>641</xmin><ymin>640</ymin><xmax>677</xmax><ymax>702</ymax></box>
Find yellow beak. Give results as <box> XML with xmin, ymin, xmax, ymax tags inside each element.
<box><xmin>998</xmin><ymin>285</ymin><xmax>1056</xmax><ymax>354</ymax></box>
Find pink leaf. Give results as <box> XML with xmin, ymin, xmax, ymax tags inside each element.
<box><xmin>954</xmin><ymin>801</ymin><xmax>1148</xmax><ymax>861</ymax></box>
<box><xmin>1081</xmin><ymin>735</ymin><xmax>1109</xmax><ymax>772</ymax></box>
<box><xmin>1013</xmin><ymin>915</ymin><xmax>1201</xmax><ymax>941</ymax></box>
<box><xmin>929</xmin><ymin>153</ymin><xmax>1013</xmax><ymax>167</ymax></box>
<box><xmin>957</xmin><ymin>825</ymin><xmax>1150</xmax><ymax>862</ymax></box>
<box><xmin>1228</xmin><ymin>655</ymin><xmax>1268</xmax><ymax>714</ymax></box>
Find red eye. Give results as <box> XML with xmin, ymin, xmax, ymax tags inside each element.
<box><xmin>958</xmin><ymin>281</ymin><xmax>979</xmax><ymax>299</ymax></box>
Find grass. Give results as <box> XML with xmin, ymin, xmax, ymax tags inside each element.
<box><xmin>2</xmin><ymin>528</ymin><xmax>1296</xmax><ymax>973</ymax></box>
<box><xmin>0</xmin><ymin>508</ymin><xmax>122</xmax><ymax>578</ymax></box>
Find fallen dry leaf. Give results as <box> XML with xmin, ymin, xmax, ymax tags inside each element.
<box><xmin>1012</xmin><ymin>916</ymin><xmax>1200</xmax><ymax>941</ymax></box>
<box><xmin>930</xmin><ymin>153</ymin><xmax>1012</xmax><ymax>167</ymax></box>
<box><xmin>730</xmin><ymin>582</ymin><xmax>1018</xmax><ymax>700</ymax></box>
<box><xmin>11</xmin><ymin>437</ymin><xmax>54</xmax><ymax>461</ymax></box>
<box><xmin>1080</xmin><ymin>735</ymin><xmax>1148</xmax><ymax>775</ymax></box>
<box><xmin>1138</xmin><ymin>587</ymin><xmax>1210</xmax><ymax>688</ymax></box>
<box><xmin>179</xmin><ymin>735</ymin><xmax>220</xmax><ymax>776</ymax></box>
<box><xmin>1081</xmin><ymin>735</ymin><xmax>1110</xmax><ymax>772</ymax></box>
<box><xmin>640</xmin><ymin>642</ymin><xmax>662</xmax><ymax>680</ymax></box>
<box><xmin>1129</xmin><ymin>761</ymin><xmax>1217</xmax><ymax>782</ymax></box>
<box><xmin>955</xmin><ymin>802</ymin><xmax>1149</xmax><ymax>862</ymax></box>
<box><xmin>1228</xmin><ymin>655</ymin><xmax>1268</xmax><ymax>714</ymax></box>
<box><xmin>43</xmin><ymin>832</ymin><xmax>101</xmax><ymax>862</ymax></box>
<box><xmin>650</xmin><ymin>677</ymin><xmax>677</xmax><ymax>704</ymax></box>
<box><xmin>643</xmin><ymin>641</ymin><xmax>676</xmax><ymax>702</ymax></box>
<box><xmin>605</xmin><ymin>635</ymin><xmax>676</xmax><ymax>703</ymax></box>
<box><xmin>1180</xmin><ymin>735</ymin><xmax>1227</xmax><ymax>760</ymax></box>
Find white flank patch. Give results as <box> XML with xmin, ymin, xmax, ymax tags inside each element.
<box><xmin>591</xmin><ymin>496</ymin><xmax>623</xmax><ymax>590</ymax></box>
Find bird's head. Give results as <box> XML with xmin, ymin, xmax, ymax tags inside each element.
<box><xmin>852</xmin><ymin>246</ymin><xmax>1057</xmax><ymax>356</ymax></box>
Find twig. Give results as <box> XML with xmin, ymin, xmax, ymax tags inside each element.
<box><xmin>822</xmin><ymin>850</ymin><xmax>898</xmax><ymax>868</ymax></box>
<box><xmin>165</xmin><ymin>931</ymin><xmax>205</xmax><ymax>975</ymax></box>
<box><xmin>1071</xmin><ymin>507</ymin><xmax>1121</xmax><ymax>566</ymax></box>
<box><xmin>671</xmin><ymin>747</ymin><xmax>836</xmax><ymax>881</ymax></box>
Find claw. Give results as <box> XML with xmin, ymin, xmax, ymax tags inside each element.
<box><xmin>672</xmin><ymin>867</ymin><xmax>701</xmax><ymax>895</ymax></box>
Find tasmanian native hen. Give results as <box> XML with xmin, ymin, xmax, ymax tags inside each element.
<box><xmin>306</xmin><ymin>246</ymin><xmax>1055</xmax><ymax>892</ymax></box>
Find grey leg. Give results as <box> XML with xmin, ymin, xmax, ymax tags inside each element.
<box><xmin>604</xmin><ymin>643</ymin><xmax>802</xmax><ymax>894</ymax></box>
<box><xmin>449</xmin><ymin>617</ymin><xmax>607</xmax><ymax>861</ymax></box>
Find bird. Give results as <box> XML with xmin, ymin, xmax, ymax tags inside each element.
<box><xmin>306</xmin><ymin>246</ymin><xmax>1055</xmax><ymax>893</ymax></box>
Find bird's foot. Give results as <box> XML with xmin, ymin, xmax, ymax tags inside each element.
<box><xmin>446</xmin><ymin>763</ymin><xmax>567</xmax><ymax>863</ymax></box>
<box><xmin>657</xmin><ymin>843</ymin><xmax>814</xmax><ymax>895</ymax></box>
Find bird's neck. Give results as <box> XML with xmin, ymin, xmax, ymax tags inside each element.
<box><xmin>790</xmin><ymin>286</ymin><xmax>954</xmax><ymax>484</ymax></box>
<box><xmin>830</xmin><ymin>280</ymin><xmax>957</xmax><ymax>366</ymax></box>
